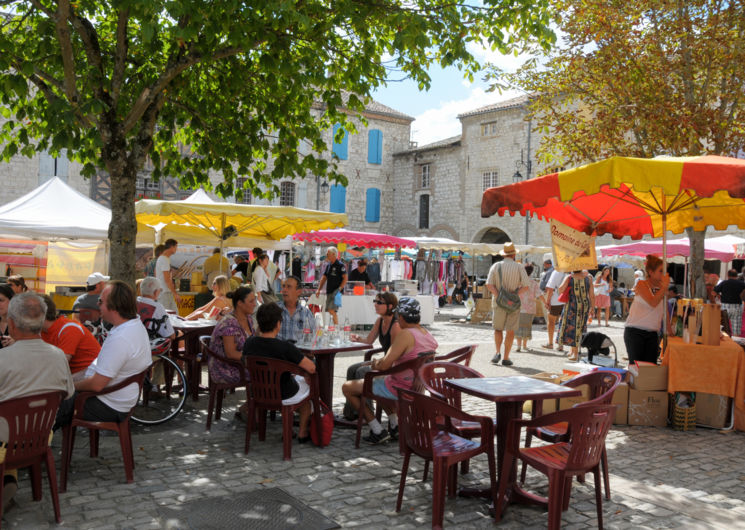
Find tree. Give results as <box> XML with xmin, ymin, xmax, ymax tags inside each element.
<box><xmin>0</xmin><ymin>0</ymin><xmax>555</xmax><ymax>284</ymax></box>
<box><xmin>493</xmin><ymin>0</ymin><xmax>745</xmax><ymax>297</ymax></box>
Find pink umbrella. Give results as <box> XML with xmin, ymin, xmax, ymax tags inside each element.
<box><xmin>293</xmin><ymin>229</ymin><xmax>416</xmax><ymax>249</ymax></box>
<box><xmin>600</xmin><ymin>236</ymin><xmax>744</xmax><ymax>262</ymax></box>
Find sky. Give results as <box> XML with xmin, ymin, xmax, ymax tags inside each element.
<box><xmin>371</xmin><ymin>43</ymin><xmax>530</xmax><ymax>147</ymax></box>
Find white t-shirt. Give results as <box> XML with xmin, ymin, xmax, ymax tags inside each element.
<box><xmin>546</xmin><ymin>270</ymin><xmax>567</xmax><ymax>306</ymax></box>
<box><xmin>85</xmin><ymin>318</ymin><xmax>151</xmax><ymax>412</ymax></box>
<box><xmin>252</xmin><ymin>266</ymin><xmax>270</xmax><ymax>293</ymax></box>
<box><xmin>155</xmin><ymin>255</ymin><xmax>171</xmax><ymax>292</ymax></box>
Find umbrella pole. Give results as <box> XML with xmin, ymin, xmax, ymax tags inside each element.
<box><xmin>662</xmin><ymin>205</ymin><xmax>668</xmax><ymax>353</ymax></box>
<box><xmin>219</xmin><ymin>213</ymin><xmax>226</xmax><ymax>277</ymax></box>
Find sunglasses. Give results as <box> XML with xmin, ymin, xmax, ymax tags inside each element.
<box><xmin>374</xmin><ymin>300</ymin><xmax>386</xmax><ymax>305</ymax></box>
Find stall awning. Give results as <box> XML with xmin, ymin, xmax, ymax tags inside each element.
<box><xmin>293</xmin><ymin>229</ymin><xmax>415</xmax><ymax>249</ymax></box>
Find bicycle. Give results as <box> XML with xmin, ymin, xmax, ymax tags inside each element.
<box><xmin>131</xmin><ymin>336</ymin><xmax>188</xmax><ymax>425</ymax></box>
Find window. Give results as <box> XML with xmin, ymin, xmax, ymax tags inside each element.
<box><xmin>279</xmin><ymin>181</ymin><xmax>295</xmax><ymax>206</ymax></box>
<box><xmin>482</xmin><ymin>171</ymin><xmax>499</xmax><ymax>191</ymax></box>
<box><xmin>481</xmin><ymin>121</ymin><xmax>498</xmax><ymax>136</ymax></box>
<box><xmin>420</xmin><ymin>164</ymin><xmax>430</xmax><ymax>188</ymax></box>
<box><xmin>367</xmin><ymin>129</ymin><xmax>383</xmax><ymax>164</ymax></box>
<box><xmin>332</xmin><ymin>123</ymin><xmax>348</xmax><ymax>160</ymax></box>
<box><xmin>418</xmin><ymin>194</ymin><xmax>429</xmax><ymax>229</ymax></box>
<box><xmin>236</xmin><ymin>178</ymin><xmax>252</xmax><ymax>204</ymax></box>
<box><xmin>329</xmin><ymin>184</ymin><xmax>346</xmax><ymax>213</ymax></box>
<box><xmin>365</xmin><ymin>188</ymin><xmax>381</xmax><ymax>222</ymax></box>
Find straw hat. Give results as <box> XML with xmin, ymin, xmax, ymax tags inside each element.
<box><xmin>500</xmin><ymin>242</ymin><xmax>517</xmax><ymax>256</ymax></box>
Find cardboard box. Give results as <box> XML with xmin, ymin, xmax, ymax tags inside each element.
<box><xmin>559</xmin><ymin>384</ymin><xmax>590</xmax><ymax>410</ymax></box>
<box><xmin>628</xmin><ymin>362</ymin><xmax>668</xmax><ymax>391</ymax></box>
<box><xmin>612</xmin><ymin>382</ymin><xmax>629</xmax><ymax>424</ymax></box>
<box><xmin>628</xmin><ymin>389</ymin><xmax>668</xmax><ymax>426</ymax></box>
<box><xmin>524</xmin><ymin>372</ymin><xmax>573</xmax><ymax>415</ymax></box>
<box><xmin>696</xmin><ymin>392</ymin><xmax>732</xmax><ymax>428</ymax></box>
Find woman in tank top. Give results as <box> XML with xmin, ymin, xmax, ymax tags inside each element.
<box><xmin>624</xmin><ymin>254</ymin><xmax>670</xmax><ymax>364</ymax></box>
<box><xmin>350</xmin><ymin>292</ymin><xmax>401</xmax><ymax>351</ymax></box>
<box><xmin>342</xmin><ymin>297</ymin><xmax>438</xmax><ymax>445</ymax></box>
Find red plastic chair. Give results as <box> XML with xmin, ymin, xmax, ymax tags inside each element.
<box><xmin>60</xmin><ymin>368</ymin><xmax>149</xmax><ymax>492</ymax></box>
<box><xmin>354</xmin><ymin>351</ymin><xmax>435</xmax><ymax>449</ymax></box>
<box><xmin>0</xmin><ymin>391</ymin><xmax>65</xmax><ymax>527</ymax></box>
<box><xmin>521</xmin><ymin>371</ymin><xmax>621</xmax><ymax>499</ymax></box>
<box><xmin>243</xmin><ymin>357</ymin><xmax>321</xmax><ymax>461</ymax></box>
<box><xmin>496</xmin><ymin>404</ymin><xmax>616</xmax><ymax>530</ymax></box>
<box><xmin>396</xmin><ymin>388</ymin><xmax>497</xmax><ymax>530</ymax></box>
<box><xmin>418</xmin><ymin>361</ymin><xmax>491</xmax><ymax>474</ymax></box>
<box><xmin>363</xmin><ymin>347</ymin><xmax>384</xmax><ymax>361</ymax></box>
<box><xmin>200</xmin><ymin>337</ymin><xmax>250</xmax><ymax>431</ymax></box>
<box><xmin>434</xmin><ymin>345</ymin><xmax>476</xmax><ymax>366</ymax></box>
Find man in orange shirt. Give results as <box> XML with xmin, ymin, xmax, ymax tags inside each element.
<box><xmin>40</xmin><ymin>295</ymin><xmax>100</xmax><ymax>381</ymax></box>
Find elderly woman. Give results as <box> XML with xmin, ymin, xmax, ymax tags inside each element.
<box><xmin>342</xmin><ymin>297</ymin><xmax>438</xmax><ymax>444</ymax></box>
<box><xmin>136</xmin><ymin>277</ymin><xmax>176</xmax><ymax>339</ymax></box>
<box><xmin>186</xmin><ymin>275</ymin><xmax>231</xmax><ymax>320</ymax></box>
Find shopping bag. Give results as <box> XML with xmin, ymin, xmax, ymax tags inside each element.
<box><xmin>310</xmin><ymin>401</ymin><xmax>334</xmax><ymax>447</ymax></box>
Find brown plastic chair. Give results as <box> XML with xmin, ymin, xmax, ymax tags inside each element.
<box><xmin>200</xmin><ymin>336</ymin><xmax>250</xmax><ymax>431</ymax></box>
<box><xmin>396</xmin><ymin>388</ymin><xmax>497</xmax><ymax>530</ymax></box>
<box><xmin>418</xmin><ymin>361</ymin><xmax>491</xmax><ymax>474</ymax></box>
<box><xmin>354</xmin><ymin>351</ymin><xmax>435</xmax><ymax>448</ymax></box>
<box><xmin>60</xmin><ymin>368</ymin><xmax>149</xmax><ymax>492</ymax></box>
<box><xmin>434</xmin><ymin>345</ymin><xmax>476</xmax><ymax>366</ymax></box>
<box><xmin>363</xmin><ymin>347</ymin><xmax>384</xmax><ymax>361</ymax></box>
<box><xmin>0</xmin><ymin>391</ymin><xmax>65</xmax><ymax>527</ymax></box>
<box><xmin>521</xmin><ymin>371</ymin><xmax>621</xmax><ymax>500</ymax></box>
<box><xmin>243</xmin><ymin>357</ymin><xmax>321</xmax><ymax>461</ymax></box>
<box><xmin>496</xmin><ymin>404</ymin><xmax>616</xmax><ymax>530</ymax></box>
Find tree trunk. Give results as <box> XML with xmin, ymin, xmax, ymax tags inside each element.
<box><xmin>107</xmin><ymin>162</ymin><xmax>138</xmax><ymax>286</ymax></box>
<box><xmin>686</xmin><ymin>226</ymin><xmax>706</xmax><ymax>298</ymax></box>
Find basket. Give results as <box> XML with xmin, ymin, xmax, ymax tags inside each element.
<box><xmin>672</xmin><ymin>404</ymin><xmax>697</xmax><ymax>431</ymax></box>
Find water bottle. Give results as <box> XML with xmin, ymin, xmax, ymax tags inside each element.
<box><xmin>343</xmin><ymin>318</ymin><xmax>351</xmax><ymax>344</ymax></box>
<box><xmin>328</xmin><ymin>324</ymin><xmax>337</xmax><ymax>346</ymax></box>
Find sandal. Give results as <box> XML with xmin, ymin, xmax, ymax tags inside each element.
<box><xmin>541</xmin><ymin>343</ymin><xmax>554</xmax><ymax>350</ymax></box>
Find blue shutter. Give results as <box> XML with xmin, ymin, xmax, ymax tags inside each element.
<box><xmin>365</xmin><ymin>188</ymin><xmax>381</xmax><ymax>222</ymax></box>
<box><xmin>367</xmin><ymin>129</ymin><xmax>382</xmax><ymax>164</ymax></box>
<box><xmin>330</xmin><ymin>184</ymin><xmax>346</xmax><ymax>213</ymax></box>
<box><xmin>332</xmin><ymin>123</ymin><xmax>348</xmax><ymax>160</ymax></box>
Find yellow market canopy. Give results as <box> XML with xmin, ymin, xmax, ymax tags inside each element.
<box><xmin>135</xmin><ymin>199</ymin><xmax>348</xmax><ymax>246</ymax></box>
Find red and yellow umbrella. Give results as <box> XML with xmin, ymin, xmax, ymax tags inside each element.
<box><xmin>481</xmin><ymin>155</ymin><xmax>745</xmax><ymax>240</ymax></box>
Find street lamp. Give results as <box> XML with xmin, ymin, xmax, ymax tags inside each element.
<box><xmin>316</xmin><ymin>177</ymin><xmax>330</xmax><ymax>210</ymax></box>
<box><xmin>513</xmin><ymin>147</ymin><xmax>532</xmax><ymax>244</ymax></box>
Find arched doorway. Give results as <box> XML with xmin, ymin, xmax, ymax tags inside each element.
<box><xmin>479</xmin><ymin>227</ymin><xmax>510</xmax><ymax>244</ymax></box>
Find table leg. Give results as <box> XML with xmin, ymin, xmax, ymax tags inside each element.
<box><xmin>313</xmin><ymin>352</ymin><xmax>336</xmax><ymax>406</ymax></box>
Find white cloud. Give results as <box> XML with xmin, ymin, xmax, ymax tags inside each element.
<box><xmin>410</xmin><ymin>87</ymin><xmax>523</xmax><ymax>146</ymax></box>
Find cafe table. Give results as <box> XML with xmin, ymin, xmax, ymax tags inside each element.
<box><xmin>297</xmin><ymin>340</ymin><xmax>371</xmax><ymax>423</ymax></box>
<box><xmin>445</xmin><ymin>376</ymin><xmax>581</xmax><ymax>513</ymax></box>
<box><xmin>170</xmin><ymin>317</ymin><xmax>217</xmax><ymax>401</ymax></box>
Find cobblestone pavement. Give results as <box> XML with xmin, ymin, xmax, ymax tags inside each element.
<box><xmin>4</xmin><ymin>305</ymin><xmax>744</xmax><ymax>529</ymax></box>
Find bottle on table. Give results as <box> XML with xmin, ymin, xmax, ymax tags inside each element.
<box><xmin>343</xmin><ymin>318</ymin><xmax>351</xmax><ymax>344</ymax></box>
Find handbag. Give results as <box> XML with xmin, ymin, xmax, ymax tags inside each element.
<box><xmin>310</xmin><ymin>400</ymin><xmax>334</xmax><ymax>447</ymax></box>
<box><xmin>557</xmin><ymin>277</ymin><xmax>572</xmax><ymax>303</ymax></box>
<box><xmin>495</xmin><ymin>266</ymin><xmax>521</xmax><ymax>313</ymax></box>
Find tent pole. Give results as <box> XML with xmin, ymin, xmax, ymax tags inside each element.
<box><xmin>662</xmin><ymin>203</ymin><xmax>668</xmax><ymax>351</ymax></box>
<box><xmin>219</xmin><ymin>213</ymin><xmax>226</xmax><ymax>277</ymax></box>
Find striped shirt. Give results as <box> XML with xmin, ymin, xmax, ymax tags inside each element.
<box><xmin>487</xmin><ymin>258</ymin><xmax>530</xmax><ymax>293</ymax></box>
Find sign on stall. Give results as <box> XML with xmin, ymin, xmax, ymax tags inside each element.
<box><xmin>550</xmin><ymin>219</ymin><xmax>598</xmax><ymax>272</ymax></box>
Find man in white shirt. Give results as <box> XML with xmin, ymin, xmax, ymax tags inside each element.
<box><xmin>486</xmin><ymin>242</ymin><xmax>530</xmax><ymax>366</ymax></box>
<box><xmin>156</xmin><ymin>238</ymin><xmax>180</xmax><ymax>311</ymax></box>
<box><xmin>543</xmin><ymin>269</ymin><xmax>567</xmax><ymax>351</ymax></box>
<box><xmin>55</xmin><ymin>280</ymin><xmax>152</xmax><ymax>428</ymax></box>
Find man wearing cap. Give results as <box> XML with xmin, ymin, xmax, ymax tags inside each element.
<box><xmin>72</xmin><ymin>272</ymin><xmax>109</xmax><ymax>313</ymax></box>
<box><xmin>486</xmin><ymin>242</ymin><xmax>530</xmax><ymax>366</ymax></box>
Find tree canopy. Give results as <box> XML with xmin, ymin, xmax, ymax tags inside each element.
<box><xmin>0</xmin><ymin>0</ymin><xmax>555</xmax><ymax>283</ymax></box>
<box><xmin>492</xmin><ymin>0</ymin><xmax>745</xmax><ymax>296</ymax></box>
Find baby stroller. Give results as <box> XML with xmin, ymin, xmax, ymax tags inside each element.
<box><xmin>580</xmin><ymin>331</ymin><xmax>618</xmax><ymax>368</ymax></box>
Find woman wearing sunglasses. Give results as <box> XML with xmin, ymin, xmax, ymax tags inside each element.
<box><xmin>343</xmin><ymin>292</ymin><xmax>401</xmax><ymax>420</ymax></box>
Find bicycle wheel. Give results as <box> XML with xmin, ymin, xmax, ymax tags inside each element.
<box><xmin>131</xmin><ymin>354</ymin><xmax>187</xmax><ymax>425</ymax></box>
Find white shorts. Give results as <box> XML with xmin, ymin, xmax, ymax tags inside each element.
<box><xmin>282</xmin><ymin>374</ymin><xmax>310</xmax><ymax>406</ymax></box>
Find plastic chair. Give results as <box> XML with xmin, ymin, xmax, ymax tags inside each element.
<box><xmin>200</xmin><ymin>337</ymin><xmax>250</xmax><ymax>431</ymax></box>
<box><xmin>363</xmin><ymin>347</ymin><xmax>384</xmax><ymax>361</ymax></box>
<box><xmin>433</xmin><ymin>345</ymin><xmax>476</xmax><ymax>366</ymax></box>
<box><xmin>60</xmin><ymin>368</ymin><xmax>149</xmax><ymax>492</ymax></box>
<box><xmin>171</xmin><ymin>328</ymin><xmax>209</xmax><ymax>401</ymax></box>
<box><xmin>418</xmin><ymin>361</ymin><xmax>490</xmax><ymax>474</ymax></box>
<box><xmin>396</xmin><ymin>388</ymin><xmax>497</xmax><ymax>530</ymax></box>
<box><xmin>243</xmin><ymin>357</ymin><xmax>321</xmax><ymax>461</ymax></box>
<box><xmin>0</xmin><ymin>391</ymin><xmax>65</xmax><ymax>528</ymax></box>
<box><xmin>521</xmin><ymin>371</ymin><xmax>621</xmax><ymax>500</ymax></box>
<box><xmin>496</xmin><ymin>404</ymin><xmax>616</xmax><ymax>530</ymax></box>
<box><xmin>354</xmin><ymin>351</ymin><xmax>435</xmax><ymax>449</ymax></box>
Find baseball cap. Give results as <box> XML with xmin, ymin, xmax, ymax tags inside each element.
<box><xmin>87</xmin><ymin>272</ymin><xmax>110</xmax><ymax>286</ymax></box>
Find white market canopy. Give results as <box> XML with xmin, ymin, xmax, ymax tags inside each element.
<box><xmin>0</xmin><ymin>177</ymin><xmax>111</xmax><ymax>241</ymax></box>
<box><xmin>408</xmin><ymin>236</ymin><xmax>550</xmax><ymax>256</ymax></box>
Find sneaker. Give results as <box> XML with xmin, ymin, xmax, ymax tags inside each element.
<box><xmin>502</xmin><ymin>359</ymin><xmax>514</xmax><ymax>366</ymax></box>
<box><xmin>364</xmin><ymin>429</ymin><xmax>391</xmax><ymax>445</ymax></box>
<box><xmin>490</xmin><ymin>353</ymin><xmax>502</xmax><ymax>365</ymax></box>
<box><xmin>389</xmin><ymin>425</ymin><xmax>399</xmax><ymax>441</ymax></box>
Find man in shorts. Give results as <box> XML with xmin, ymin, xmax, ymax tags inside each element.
<box><xmin>486</xmin><ymin>242</ymin><xmax>530</xmax><ymax>366</ymax></box>
<box><xmin>315</xmin><ymin>246</ymin><xmax>347</xmax><ymax>325</ymax></box>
